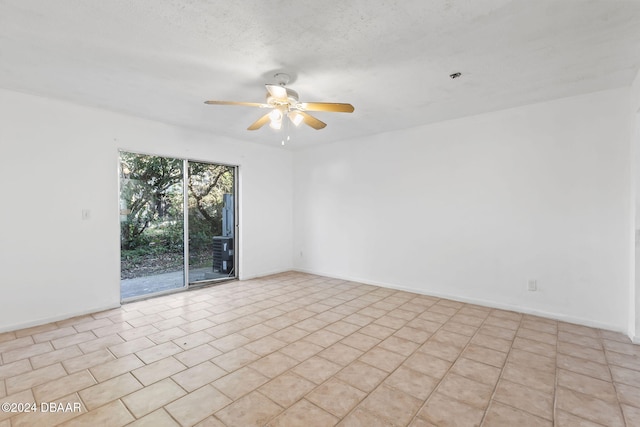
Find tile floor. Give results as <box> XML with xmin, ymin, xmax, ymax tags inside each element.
<box><xmin>1</xmin><ymin>271</ymin><xmax>639</xmax><ymax>426</ymax></box>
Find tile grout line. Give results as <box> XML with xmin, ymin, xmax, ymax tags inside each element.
<box><xmin>164</xmin><ymin>279</ymin><xmax>375</xmax><ymax>424</ymax></box>
<box><xmin>403</xmin><ymin>301</ymin><xmax>498</xmax><ymax>426</ymax></box>
<box><xmin>601</xmin><ymin>330</ymin><xmax>628</xmax><ymax>427</ymax></box>
<box><xmin>404</xmin><ymin>301</ymin><xmax>468</xmax><ymax>427</ymax></box>
<box><xmin>469</xmin><ymin>309</ymin><xmax>523</xmax><ymax>427</ymax></box>
<box><xmin>483</xmin><ymin>315</ymin><xmax>560</xmax><ymax>424</ymax></box>
<box><xmin>554</xmin><ymin>326</ymin><xmax>623</xmax><ymax>427</ymax></box>
<box><xmin>245</xmin><ymin>284</ymin><xmax>402</xmax><ymax>425</ymax></box>
<box><xmin>310</xmin><ymin>290</ymin><xmax>435</xmax><ymax>425</ymax></box>
<box><xmin>474</xmin><ymin>316</ymin><xmax>505</xmax><ymax>426</ymax></box>
<box><xmin>254</xmin><ymin>285</ymin><xmax>425</xmax><ymax>425</ymax></box>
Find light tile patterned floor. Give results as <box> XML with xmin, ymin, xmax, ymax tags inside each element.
<box><xmin>1</xmin><ymin>271</ymin><xmax>639</xmax><ymax>426</ymax></box>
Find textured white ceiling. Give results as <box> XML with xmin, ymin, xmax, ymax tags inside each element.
<box><xmin>1</xmin><ymin>0</ymin><xmax>640</xmax><ymax>148</ymax></box>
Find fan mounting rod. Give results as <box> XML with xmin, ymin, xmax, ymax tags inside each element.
<box><xmin>273</xmin><ymin>73</ymin><xmax>290</xmax><ymax>86</ymax></box>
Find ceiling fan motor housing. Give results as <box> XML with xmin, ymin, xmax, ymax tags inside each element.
<box><xmin>267</xmin><ymin>88</ymin><xmax>299</xmax><ymax>110</ymax></box>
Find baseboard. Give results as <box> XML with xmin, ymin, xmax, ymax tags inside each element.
<box><xmin>0</xmin><ymin>303</ymin><xmax>121</xmax><ymax>334</ymax></box>
<box><xmin>293</xmin><ymin>268</ymin><xmax>627</xmax><ymax>335</ymax></box>
<box><xmin>0</xmin><ymin>269</ymin><xmax>293</xmax><ymax>334</ymax></box>
<box><xmin>239</xmin><ymin>267</ymin><xmax>293</xmax><ymax>281</ymax></box>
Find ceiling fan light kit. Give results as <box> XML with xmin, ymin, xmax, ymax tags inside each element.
<box><xmin>268</xmin><ymin>108</ymin><xmax>283</xmax><ymax>129</ymax></box>
<box><xmin>289</xmin><ymin>110</ymin><xmax>304</xmax><ymax>126</ymax></box>
<box><xmin>204</xmin><ymin>73</ymin><xmax>354</xmax><ymax>136</ymax></box>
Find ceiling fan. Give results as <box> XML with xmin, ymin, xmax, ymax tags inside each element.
<box><xmin>204</xmin><ymin>73</ymin><xmax>354</xmax><ymax>131</ymax></box>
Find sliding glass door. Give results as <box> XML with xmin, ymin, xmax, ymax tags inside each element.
<box><xmin>119</xmin><ymin>151</ymin><xmax>237</xmax><ymax>300</ymax></box>
<box><xmin>187</xmin><ymin>161</ymin><xmax>236</xmax><ymax>283</ymax></box>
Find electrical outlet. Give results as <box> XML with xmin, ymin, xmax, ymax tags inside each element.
<box><xmin>82</xmin><ymin>209</ymin><xmax>91</xmax><ymax>220</ymax></box>
<box><xmin>527</xmin><ymin>280</ymin><xmax>537</xmax><ymax>292</ymax></box>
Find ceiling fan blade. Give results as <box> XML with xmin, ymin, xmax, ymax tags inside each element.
<box><xmin>265</xmin><ymin>84</ymin><xmax>288</xmax><ymax>100</ymax></box>
<box><xmin>247</xmin><ymin>112</ymin><xmax>272</xmax><ymax>131</ymax></box>
<box><xmin>205</xmin><ymin>100</ymin><xmax>269</xmax><ymax>108</ymax></box>
<box><xmin>298</xmin><ymin>111</ymin><xmax>327</xmax><ymax>130</ymax></box>
<box><xmin>300</xmin><ymin>102</ymin><xmax>354</xmax><ymax>113</ymax></box>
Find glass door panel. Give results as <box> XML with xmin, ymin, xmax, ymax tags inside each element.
<box><xmin>119</xmin><ymin>152</ymin><xmax>185</xmax><ymax>299</ymax></box>
<box><xmin>187</xmin><ymin>162</ymin><xmax>236</xmax><ymax>283</ymax></box>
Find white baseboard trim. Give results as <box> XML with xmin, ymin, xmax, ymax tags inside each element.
<box><xmin>293</xmin><ymin>268</ymin><xmax>627</xmax><ymax>335</ymax></box>
<box><xmin>0</xmin><ymin>268</ymin><xmax>293</xmax><ymax>334</ymax></box>
<box><xmin>0</xmin><ymin>302</ymin><xmax>121</xmax><ymax>334</ymax></box>
<box><xmin>239</xmin><ymin>268</ymin><xmax>293</xmax><ymax>281</ymax></box>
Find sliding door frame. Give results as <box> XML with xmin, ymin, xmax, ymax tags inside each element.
<box><xmin>188</xmin><ymin>163</ymin><xmax>239</xmax><ymax>288</ymax></box>
<box><xmin>119</xmin><ymin>149</ymin><xmax>239</xmax><ymax>303</ymax></box>
<box><xmin>183</xmin><ymin>159</ymin><xmax>191</xmax><ymax>287</ymax></box>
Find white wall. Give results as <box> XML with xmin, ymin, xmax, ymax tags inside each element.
<box><xmin>2</xmin><ymin>84</ymin><xmax>635</xmax><ymax>336</ymax></box>
<box><xmin>293</xmin><ymin>88</ymin><xmax>633</xmax><ymax>333</ymax></box>
<box><xmin>631</xmin><ymin>69</ymin><xmax>640</xmax><ymax>342</ymax></box>
<box><xmin>0</xmin><ymin>88</ymin><xmax>293</xmax><ymax>332</ymax></box>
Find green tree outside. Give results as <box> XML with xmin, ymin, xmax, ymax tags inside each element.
<box><xmin>119</xmin><ymin>152</ymin><xmax>233</xmax><ymax>279</ymax></box>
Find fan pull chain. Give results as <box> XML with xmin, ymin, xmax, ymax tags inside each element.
<box><xmin>282</xmin><ymin>116</ymin><xmax>292</xmax><ymax>146</ymax></box>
